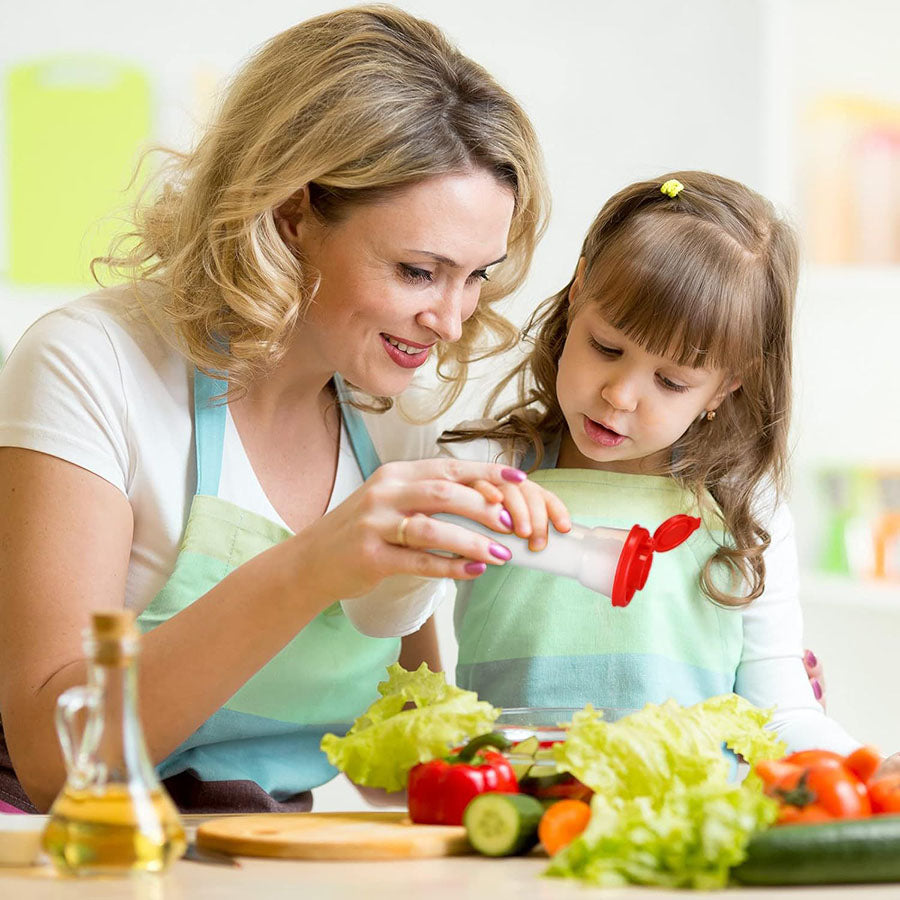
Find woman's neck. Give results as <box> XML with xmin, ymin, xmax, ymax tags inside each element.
<box><xmin>231</xmin><ymin>346</ymin><xmax>335</xmax><ymax>429</ymax></box>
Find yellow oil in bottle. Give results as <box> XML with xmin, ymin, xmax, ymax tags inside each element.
<box><xmin>42</xmin><ymin>784</ymin><xmax>186</xmax><ymax>875</ymax></box>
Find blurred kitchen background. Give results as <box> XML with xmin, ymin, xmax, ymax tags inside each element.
<box><xmin>1</xmin><ymin>0</ymin><xmax>898</xmax><ymax>790</ymax></box>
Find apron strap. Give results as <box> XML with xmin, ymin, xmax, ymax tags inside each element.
<box><xmin>193</xmin><ymin>369</ymin><xmax>228</xmax><ymax>496</ymax></box>
<box><xmin>192</xmin><ymin>370</ymin><xmax>383</xmax><ymax>496</ymax></box>
<box><xmin>334</xmin><ymin>374</ymin><xmax>382</xmax><ymax>480</ymax></box>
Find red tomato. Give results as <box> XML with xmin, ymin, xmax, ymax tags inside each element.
<box><xmin>777</xmin><ymin>804</ymin><xmax>834</xmax><ymax>825</ymax></box>
<box><xmin>844</xmin><ymin>745</ymin><xmax>883</xmax><ymax>784</ymax></box>
<box><xmin>756</xmin><ymin>753</ymin><xmax>871</xmax><ymax>821</ymax></box>
<box><xmin>783</xmin><ymin>750</ymin><xmax>845</xmax><ymax>769</ymax></box>
<box><xmin>804</xmin><ymin>766</ymin><xmax>871</xmax><ymax>818</ymax></box>
<box><xmin>869</xmin><ymin>774</ymin><xmax>900</xmax><ymax>814</ymax></box>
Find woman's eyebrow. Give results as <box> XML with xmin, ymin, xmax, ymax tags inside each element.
<box><xmin>401</xmin><ymin>249</ymin><xmax>508</xmax><ymax>269</ymax></box>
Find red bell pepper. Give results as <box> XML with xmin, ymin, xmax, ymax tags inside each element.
<box><xmin>407</xmin><ymin>733</ymin><xmax>518</xmax><ymax>825</ymax></box>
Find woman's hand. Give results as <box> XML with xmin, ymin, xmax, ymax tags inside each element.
<box><xmin>296</xmin><ymin>458</ymin><xmax>538</xmax><ymax>603</ymax></box>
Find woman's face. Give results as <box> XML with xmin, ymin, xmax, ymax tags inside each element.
<box><xmin>282</xmin><ymin>169</ymin><xmax>515</xmax><ymax>397</ymax></box>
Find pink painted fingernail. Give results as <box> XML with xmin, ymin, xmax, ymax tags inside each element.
<box><xmin>811</xmin><ymin>678</ymin><xmax>823</xmax><ymax>700</ymax></box>
<box><xmin>499</xmin><ymin>509</ymin><xmax>513</xmax><ymax>529</ymax></box>
<box><xmin>805</xmin><ymin>650</ymin><xmax>817</xmax><ymax>668</ymax></box>
<box><xmin>501</xmin><ymin>467</ymin><xmax>526</xmax><ymax>483</ymax></box>
<box><xmin>464</xmin><ymin>561</ymin><xmax>487</xmax><ymax>575</ymax></box>
<box><xmin>489</xmin><ymin>542</ymin><xmax>512</xmax><ymax>561</ymax></box>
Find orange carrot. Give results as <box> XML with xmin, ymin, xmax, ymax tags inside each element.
<box><xmin>844</xmin><ymin>745</ymin><xmax>883</xmax><ymax>784</ymax></box>
<box><xmin>538</xmin><ymin>799</ymin><xmax>592</xmax><ymax>856</ymax></box>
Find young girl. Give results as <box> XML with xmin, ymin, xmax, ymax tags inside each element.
<box><xmin>384</xmin><ymin>171</ymin><xmax>858</xmax><ymax>753</ymax></box>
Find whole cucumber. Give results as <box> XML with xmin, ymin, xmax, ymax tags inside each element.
<box><xmin>734</xmin><ymin>815</ymin><xmax>900</xmax><ymax>885</ymax></box>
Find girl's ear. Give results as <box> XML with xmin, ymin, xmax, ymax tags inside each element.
<box><xmin>708</xmin><ymin>377</ymin><xmax>742</xmax><ymax>412</ymax></box>
<box><xmin>273</xmin><ymin>185</ymin><xmax>312</xmax><ymax>250</ymax></box>
<box><xmin>568</xmin><ymin>256</ymin><xmax>587</xmax><ymax>303</ymax></box>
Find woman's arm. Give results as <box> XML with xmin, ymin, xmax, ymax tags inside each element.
<box><xmin>0</xmin><ymin>448</ymin><xmax>338</xmax><ymax>810</ymax></box>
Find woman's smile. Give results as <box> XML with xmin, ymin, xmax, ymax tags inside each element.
<box><xmin>381</xmin><ymin>333</ymin><xmax>434</xmax><ymax>369</ymax></box>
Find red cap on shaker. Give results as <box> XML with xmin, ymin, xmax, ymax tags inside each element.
<box><xmin>611</xmin><ymin>515</ymin><xmax>701</xmax><ymax>607</ymax></box>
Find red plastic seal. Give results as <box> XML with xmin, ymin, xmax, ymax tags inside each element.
<box><xmin>610</xmin><ymin>515</ymin><xmax>701</xmax><ymax>607</ymax></box>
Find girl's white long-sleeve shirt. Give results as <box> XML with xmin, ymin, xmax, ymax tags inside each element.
<box><xmin>351</xmin><ymin>418</ymin><xmax>862</xmax><ymax>755</ymax></box>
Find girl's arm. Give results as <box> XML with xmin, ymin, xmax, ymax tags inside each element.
<box><xmin>733</xmin><ymin>502</ymin><xmax>860</xmax><ymax>754</ymax></box>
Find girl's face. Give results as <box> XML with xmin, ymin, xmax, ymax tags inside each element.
<box><xmin>278</xmin><ymin>169</ymin><xmax>515</xmax><ymax>397</ymax></box>
<box><xmin>556</xmin><ymin>300</ymin><xmax>739</xmax><ymax>474</ymax></box>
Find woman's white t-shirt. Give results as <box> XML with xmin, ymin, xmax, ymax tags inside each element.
<box><xmin>0</xmin><ymin>287</ymin><xmax>444</xmax><ymax>631</ymax></box>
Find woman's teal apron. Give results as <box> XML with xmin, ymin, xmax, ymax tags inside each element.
<box><xmin>136</xmin><ymin>371</ymin><xmax>399</xmax><ymax>812</ymax></box>
<box><xmin>455</xmin><ymin>444</ymin><xmax>743</xmax><ymax>713</ymax></box>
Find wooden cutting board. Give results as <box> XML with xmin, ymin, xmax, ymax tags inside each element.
<box><xmin>196</xmin><ymin>812</ymin><xmax>472</xmax><ymax>860</ymax></box>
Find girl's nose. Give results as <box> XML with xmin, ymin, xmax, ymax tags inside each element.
<box><xmin>600</xmin><ymin>374</ymin><xmax>639</xmax><ymax>412</ymax></box>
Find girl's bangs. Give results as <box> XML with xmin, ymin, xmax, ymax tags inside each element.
<box><xmin>585</xmin><ymin>216</ymin><xmax>763</xmax><ymax>375</ymax></box>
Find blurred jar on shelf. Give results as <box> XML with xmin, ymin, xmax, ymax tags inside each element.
<box><xmin>816</xmin><ymin>466</ymin><xmax>900</xmax><ymax>581</ymax></box>
<box><xmin>802</xmin><ymin>94</ymin><xmax>900</xmax><ymax>266</ymax></box>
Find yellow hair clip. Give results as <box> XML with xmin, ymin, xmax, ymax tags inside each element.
<box><xmin>660</xmin><ymin>179</ymin><xmax>684</xmax><ymax>198</ymax></box>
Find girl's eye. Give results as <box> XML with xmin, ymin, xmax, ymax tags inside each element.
<box><xmin>657</xmin><ymin>374</ymin><xmax>689</xmax><ymax>393</ymax></box>
<box><xmin>399</xmin><ymin>264</ymin><xmax>433</xmax><ymax>283</ymax></box>
<box><xmin>589</xmin><ymin>337</ymin><xmax>620</xmax><ymax>357</ymax></box>
<box><xmin>468</xmin><ymin>269</ymin><xmax>490</xmax><ymax>283</ymax></box>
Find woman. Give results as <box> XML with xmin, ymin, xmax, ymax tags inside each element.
<box><xmin>0</xmin><ymin>6</ymin><xmax>550</xmax><ymax>813</ymax></box>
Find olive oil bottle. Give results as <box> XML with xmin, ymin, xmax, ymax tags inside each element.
<box><xmin>42</xmin><ymin>612</ymin><xmax>186</xmax><ymax>875</ymax></box>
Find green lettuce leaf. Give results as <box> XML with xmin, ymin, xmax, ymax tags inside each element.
<box><xmin>320</xmin><ymin>663</ymin><xmax>500</xmax><ymax>792</ymax></box>
<box><xmin>547</xmin><ymin>694</ymin><xmax>783</xmax><ymax>889</ymax></box>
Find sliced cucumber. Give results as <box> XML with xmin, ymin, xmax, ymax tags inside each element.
<box><xmin>734</xmin><ymin>814</ymin><xmax>900</xmax><ymax>885</ymax></box>
<box><xmin>464</xmin><ymin>792</ymin><xmax>544</xmax><ymax>857</ymax></box>
<box><xmin>510</xmin><ymin>736</ymin><xmax>540</xmax><ymax>757</ymax></box>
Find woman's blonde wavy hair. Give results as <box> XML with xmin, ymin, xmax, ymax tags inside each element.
<box><xmin>96</xmin><ymin>4</ymin><xmax>548</xmax><ymax>409</ymax></box>
<box><xmin>444</xmin><ymin>171</ymin><xmax>799</xmax><ymax>607</ymax></box>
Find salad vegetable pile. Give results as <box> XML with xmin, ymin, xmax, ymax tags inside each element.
<box><xmin>321</xmin><ymin>665</ymin><xmax>900</xmax><ymax>888</ymax></box>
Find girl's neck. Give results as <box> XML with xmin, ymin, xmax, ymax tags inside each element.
<box><xmin>555</xmin><ymin>430</ymin><xmax>670</xmax><ymax>476</ymax></box>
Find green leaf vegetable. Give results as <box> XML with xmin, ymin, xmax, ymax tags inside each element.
<box><xmin>547</xmin><ymin>695</ymin><xmax>785</xmax><ymax>889</ymax></box>
<box><xmin>320</xmin><ymin>663</ymin><xmax>500</xmax><ymax>792</ymax></box>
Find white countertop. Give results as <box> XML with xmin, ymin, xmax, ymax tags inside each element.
<box><xmin>3</xmin><ymin>816</ymin><xmax>900</xmax><ymax>899</ymax></box>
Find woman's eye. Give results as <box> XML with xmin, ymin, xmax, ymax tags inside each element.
<box><xmin>399</xmin><ymin>264</ymin><xmax>433</xmax><ymax>283</ymax></box>
<box><xmin>468</xmin><ymin>269</ymin><xmax>490</xmax><ymax>283</ymax></box>
<box><xmin>589</xmin><ymin>337</ymin><xmax>620</xmax><ymax>357</ymax></box>
<box><xmin>658</xmin><ymin>374</ymin><xmax>689</xmax><ymax>393</ymax></box>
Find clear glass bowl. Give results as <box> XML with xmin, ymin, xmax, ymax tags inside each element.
<box><xmin>494</xmin><ymin>706</ymin><xmax>638</xmax><ymax>745</ymax></box>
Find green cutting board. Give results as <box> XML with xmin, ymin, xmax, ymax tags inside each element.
<box><xmin>5</xmin><ymin>56</ymin><xmax>152</xmax><ymax>285</ymax></box>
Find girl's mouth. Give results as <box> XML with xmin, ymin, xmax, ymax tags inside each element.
<box><xmin>583</xmin><ymin>415</ymin><xmax>627</xmax><ymax>447</ymax></box>
<box><xmin>380</xmin><ymin>333</ymin><xmax>432</xmax><ymax>369</ymax></box>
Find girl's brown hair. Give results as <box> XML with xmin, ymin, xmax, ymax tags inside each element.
<box><xmin>445</xmin><ymin>171</ymin><xmax>799</xmax><ymax>606</ymax></box>
<box><xmin>97</xmin><ymin>4</ymin><xmax>548</xmax><ymax>409</ymax></box>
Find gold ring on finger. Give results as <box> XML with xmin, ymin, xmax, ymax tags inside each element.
<box><xmin>395</xmin><ymin>515</ymin><xmax>411</xmax><ymax>547</ymax></box>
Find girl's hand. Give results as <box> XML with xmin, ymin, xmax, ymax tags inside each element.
<box><xmin>468</xmin><ymin>476</ymin><xmax>572</xmax><ymax>551</ymax></box>
<box><xmin>804</xmin><ymin>649</ymin><xmax>825</xmax><ymax>711</ymax></box>
<box><xmin>296</xmin><ymin>458</ymin><xmax>528</xmax><ymax>603</ymax></box>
